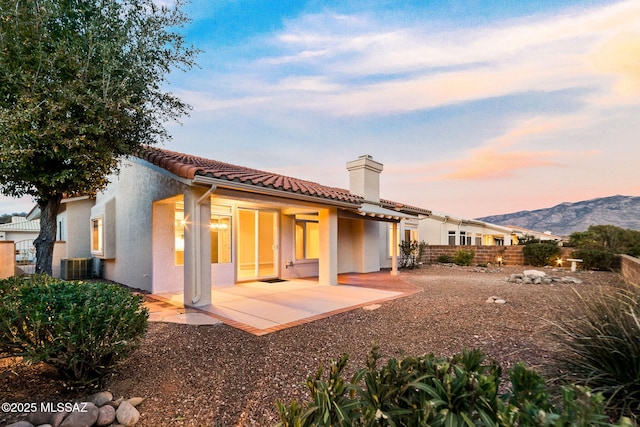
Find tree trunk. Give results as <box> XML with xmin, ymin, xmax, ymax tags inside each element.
<box><xmin>34</xmin><ymin>195</ymin><xmax>62</xmax><ymax>275</ymax></box>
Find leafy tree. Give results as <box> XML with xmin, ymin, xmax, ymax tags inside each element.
<box><xmin>569</xmin><ymin>225</ymin><xmax>640</xmax><ymax>257</ymax></box>
<box><xmin>0</xmin><ymin>0</ymin><xmax>197</xmax><ymax>274</ymax></box>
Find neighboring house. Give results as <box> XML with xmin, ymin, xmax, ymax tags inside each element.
<box><xmin>505</xmin><ymin>225</ymin><xmax>565</xmax><ymax>244</ymax></box>
<box><xmin>0</xmin><ymin>216</ymin><xmax>40</xmax><ymax>263</ymax></box>
<box><xmin>417</xmin><ymin>211</ymin><xmax>518</xmax><ymax>247</ymax></box>
<box><xmin>51</xmin><ymin>147</ymin><xmax>534</xmax><ymax>306</ymax></box>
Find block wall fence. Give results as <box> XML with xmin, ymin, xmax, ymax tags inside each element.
<box><xmin>0</xmin><ymin>241</ymin><xmax>15</xmax><ymax>279</ymax></box>
<box><xmin>620</xmin><ymin>254</ymin><xmax>640</xmax><ymax>286</ymax></box>
<box><xmin>420</xmin><ymin>245</ymin><xmax>575</xmax><ymax>266</ymax></box>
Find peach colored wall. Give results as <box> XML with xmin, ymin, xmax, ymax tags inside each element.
<box><xmin>620</xmin><ymin>254</ymin><xmax>640</xmax><ymax>286</ymax></box>
<box><xmin>0</xmin><ymin>241</ymin><xmax>15</xmax><ymax>278</ymax></box>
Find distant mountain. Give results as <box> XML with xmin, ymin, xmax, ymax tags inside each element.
<box><xmin>476</xmin><ymin>195</ymin><xmax>640</xmax><ymax>236</ymax></box>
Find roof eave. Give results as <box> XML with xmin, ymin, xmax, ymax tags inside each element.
<box><xmin>192</xmin><ymin>175</ymin><xmax>361</xmax><ymax>209</ymax></box>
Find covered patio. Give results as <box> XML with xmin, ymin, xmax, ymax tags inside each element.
<box><xmin>146</xmin><ymin>271</ymin><xmax>421</xmax><ymax>335</ymax></box>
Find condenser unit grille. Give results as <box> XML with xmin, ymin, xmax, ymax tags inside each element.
<box><xmin>60</xmin><ymin>258</ymin><xmax>93</xmax><ymax>280</ymax></box>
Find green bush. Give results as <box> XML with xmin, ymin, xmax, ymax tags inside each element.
<box><xmin>276</xmin><ymin>347</ymin><xmax>626</xmax><ymax>427</ymax></box>
<box><xmin>572</xmin><ymin>248</ymin><xmax>621</xmax><ymax>271</ymax></box>
<box><xmin>453</xmin><ymin>249</ymin><xmax>475</xmax><ymax>266</ymax></box>
<box><xmin>437</xmin><ymin>254</ymin><xmax>453</xmax><ymax>263</ymax></box>
<box><xmin>522</xmin><ymin>242</ymin><xmax>561</xmax><ymax>267</ymax></box>
<box><xmin>551</xmin><ymin>282</ymin><xmax>640</xmax><ymax>421</ymax></box>
<box><xmin>0</xmin><ymin>275</ymin><xmax>148</xmax><ymax>387</ymax></box>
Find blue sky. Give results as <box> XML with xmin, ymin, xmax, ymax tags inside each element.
<box><xmin>3</xmin><ymin>0</ymin><xmax>639</xmax><ymax>218</ymax></box>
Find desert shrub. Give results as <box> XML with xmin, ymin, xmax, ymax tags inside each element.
<box><xmin>522</xmin><ymin>242</ymin><xmax>561</xmax><ymax>267</ymax></box>
<box><xmin>0</xmin><ymin>274</ymin><xmax>148</xmax><ymax>387</ymax></box>
<box><xmin>437</xmin><ymin>254</ymin><xmax>453</xmax><ymax>263</ymax></box>
<box><xmin>276</xmin><ymin>347</ymin><xmax>625</xmax><ymax>427</ymax></box>
<box><xmin>551</xmin><ymin>282</ymin><xmax>640</xmax><ymax>421</ymax></box>
<box><xmin>572</xmin><ymin>248</ymin><xmax>621</xmax><ymax>271</ymax></box>
<box><xmin>399</xmin><ymin>240</ymin><xmax>427</xmax><ymax>269</ymax></box>
<box><xmin>453</xmin><ymin>248</ymin><xmax>475</xmax><ymax>266</ymax></box>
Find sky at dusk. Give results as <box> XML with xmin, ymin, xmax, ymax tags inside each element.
<box><xmin>2</xmin><ymin>0</ymin><xmax>639</xmax><ymax>218</ymax></box>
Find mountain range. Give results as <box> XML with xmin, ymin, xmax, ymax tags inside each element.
<box><xmin>476</xmin><ymin>195</ymin><xmax>640</xmax><ymax>237</ymax></box>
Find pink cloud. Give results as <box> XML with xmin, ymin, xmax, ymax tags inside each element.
<box><xmin>437</xmin><ymin>147</ymin><xmax>560</xmax><ymax>180</ymax></box>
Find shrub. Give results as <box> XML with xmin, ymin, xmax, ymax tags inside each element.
<box><xmin>551</xmin><ymin>282</ymin><xmax>640</xmax><ymax>421</ymax></box>
<box><xmin>453</xmin><ymin>249</ymin><xmax>475</xmax><ymax>266</ymax></box>
<box><xmin>276</xmin><ymin>347</ymin><xmax>625</xmax><ymax>426</ymax></box>
<box><xmin>399</xmin><ymin>240</ymin><xmax>427</xmax><ymax>269</ymax></box>
<box><xmin>0</xmin><ymin>275</ymin><xmax>148</xmax><ymax>387</ymax></box>
<box><xmin>522</xmin><ymin>242</ymin><xmax>561</xmax><ymax>267</ymax></box>
<box><xmin>572</xmin><ymin>248</ymin><xmax>621</xmax><ymax>271</ymax></box>
<box><xmin>437</xmin><ymin>254</ymin><xmax>453</xmax><ymax>263</ymax></box>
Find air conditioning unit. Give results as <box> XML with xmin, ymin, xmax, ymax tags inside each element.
<box><xmin>60</xmin><ymin>258</ymin><xmax>93</xmax><ymax>280</ymax></box>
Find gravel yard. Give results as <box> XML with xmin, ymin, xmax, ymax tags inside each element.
<box><xmin>1</xmin><ymin>265</ymin><xmax>626</xmax><ymax>426</ymax></box>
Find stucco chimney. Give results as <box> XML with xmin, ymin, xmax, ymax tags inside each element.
<box><xmin>346</xmin><ymin>155</ymin><xmax>383</xmax><ymax>202</ymax></box>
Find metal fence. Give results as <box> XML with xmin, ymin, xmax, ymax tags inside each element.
<box><xmin>15</xmin><ymin>239</ymin><xmax>36</xmax><ymax>275</ymax></box>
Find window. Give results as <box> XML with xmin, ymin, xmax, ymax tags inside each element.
<box><xmin>448</xmin><ymin>231</ymin><xmax>456</xmax><ymax>245</ymax></box>
<box><xmin>295</xmin><ymin>214</ymin><xmax>319</xmax><ymax>260</ymax></box>
<box><xmin>211</xmin><ymin>205</ymin><xmax>232</xmax><ymax>263</ymax></box>
<box><xmin>174</xmin><ymin>208</ymin><xmax>185</xmax><ymax>265</ymax></box>
<box><xmin>475</xmin><ymin>236</ymin><xmax>482</xmax><ymax>246</ymax></box>
<box><xmin>91</xmin><ymin>218</ymin><xmax>103</xmax><ymax>253</ymax></box>
<box><xmin>459</xmin><ymin>231</ymin><xmax>466</xmax><ymax>245</ymax></box>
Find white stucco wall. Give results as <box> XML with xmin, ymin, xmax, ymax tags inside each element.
<box><xmin>93</xmin><ymin>159</ymin><xmax>189</xmax><ymax>292</ymax></box>
<box><xmin>337</xmin><ymin>217</ymin><xmax>357</xmax><ymax>274</ymax></box>
<box><xmin>60</xmin><ymin>198</ymin><xmax>94</xmax><ymax>258</ymax></box>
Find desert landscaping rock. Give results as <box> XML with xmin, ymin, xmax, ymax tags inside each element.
<box><xmin>95</xmin><ymin>405</ymin><xmax>116</xmax><ymax>427</ymax></box>
<box><xmin>59</xmin><ymin>402</ymin><xmax>99</xmax><ymax>427</ymax></box>
<box><xmin>116</xmin><ymin>401</ymin><xmax>140</xmax><ymax>427</ymax></box>
<box><xmin>5</xmin><ymin>392</ymin><xmax>144</xmax><ymax>427</ymax></box>
<box><xmin>125</xmin><ymin>397</ymin><xmax>146</xmax><ymax>408</ymax></box>
<box><xmin>485</xmin><ymin>296</ymin><xmax>506</xmax><ymax>304</ymax></box>
<box><xmin>508</xmin><ymin>270</ymin><xmax>583</xmax><ymax>285</ymax></box>
<box><xmin>7</xmin><ymin>422</ymin><xmax>35</xmax><ymax>427</ymax></box>
<box><xmin>86</xmin><ymin>391</ymin><xmax>114</xmax><ymax>408</ymax></box>
<box><xmin>523</xmin><ymin>269</ymin><xmax>546</xmax><ymax>277</ymax></box>
<box><xmin>362</xmin><ymin>304</ymin><xmax>382</xmax><ymax>311</ymax></box>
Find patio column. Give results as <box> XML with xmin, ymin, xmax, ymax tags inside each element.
<box><xmin>391</xmin><ymin>221</ymin><xmax>398</xmax><ymax>276</ymax></box>
<box><xmin>183</xmin><ymin>187</ymin><xmax>212</xmax><ymax>307</ymax></box>
<box><xmin>318</xmin><ymin>207</ymin><xmax>338</xmax><ymax>286</ymax></box>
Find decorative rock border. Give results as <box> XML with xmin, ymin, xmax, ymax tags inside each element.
<box><xmin>7</xmin><ymin>392</ymin><xmax>145</xmax><ymax>427</ymax></box>
<box><xmin>507</xmin><ymin>269</ymin><xmax>583</xmax><ymax>285</ymax></box>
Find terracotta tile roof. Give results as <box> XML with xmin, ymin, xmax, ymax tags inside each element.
<box><xmin>136</xmin><ymin>147</ymin><xmax>362</xmax><ymax>205</ymax></box>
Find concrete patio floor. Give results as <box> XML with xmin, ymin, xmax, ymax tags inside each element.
<box><xmin>146</xmin><ymin>272</ymin><xmax>421</xmax><ymax>335</ymax></box>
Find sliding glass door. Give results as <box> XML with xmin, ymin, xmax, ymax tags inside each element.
<box><xmin>237</xmin><ymin>209</ymin><xmax>278</xmax><ymax>281</ymax></box>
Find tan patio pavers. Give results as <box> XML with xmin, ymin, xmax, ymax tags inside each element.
<box><xmin>145</xmin><ymin>271</ymin><xmax>421</xmax><ymax>335</ymax></box>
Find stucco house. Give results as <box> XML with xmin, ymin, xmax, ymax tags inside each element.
<box><xmin>52</xmin><ymin>147</ymin><xmax>521</xmax><ymax>307</ymax></box>
<box><xmin>0</xmin><ymin>216</ymin><xmax>40</xmax><ymax>264</ymax></box>
<box><xmin>54</xmin><ymin>148</ymin><xmax>432</xmax><ymax>306</ymax></box>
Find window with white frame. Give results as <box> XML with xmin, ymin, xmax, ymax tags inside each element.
<box><xmin>295</xmin><ymin>214</ymin><xmax>319</xmax><ymax>260</ymax></box>
<box><xmin>91</xmin><ymin>217</ymin><xmax>103</xmax><ymax>254</ymax></box>
<box><xmin>448</xmin><ymin>231</ymin><xmax>456</xmax><ymax>245</ymax></box>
